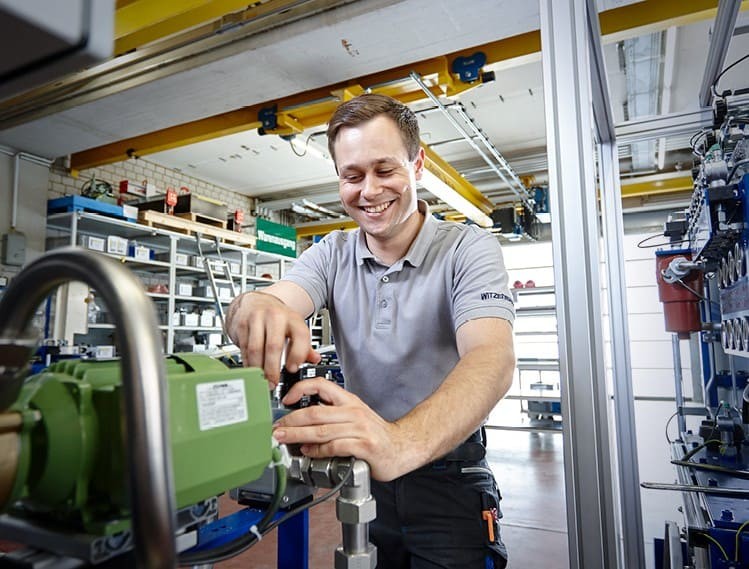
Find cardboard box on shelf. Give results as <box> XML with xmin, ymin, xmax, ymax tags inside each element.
<box><xmin>106</xmin><ymin>236</ymin><xmax>128</xmax><ymax>256</ymax></box>
<box><xmin>130</xmin><ymin>244</ymin><xmax>152</xmax><ymax>261</ymax></box>
<box><xmin>79</xmin><ymin>235</ymin><xmax>105</xmax><ymax>252</ymax></box>
<box><xmin>182</xmin><ymin>313</ymin><xmax>199</xmax><ymax>327</ymax></box>
<box><xmin>153</xmin><ymin>252</ymin><xmax>191</xmax><ymax>266</ymax></box>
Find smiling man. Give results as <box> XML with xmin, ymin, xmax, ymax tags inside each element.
<box><xmin>226</xmin><ymin>94</ymin><xmax>515</xmax><ymax>568</ymax></box>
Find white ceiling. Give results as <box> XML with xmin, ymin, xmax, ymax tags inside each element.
<box><xmin>2</xmin><ymin>1</ymin><xmax>749</xmax><ymax>216</ymax></box>
<box><xmin>147</xmin><ymin>11</ymin><xmax>749</xmax><ymax>211</ymax></box>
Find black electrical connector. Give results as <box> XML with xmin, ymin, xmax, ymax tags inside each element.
<box><xmin>279</xmin><ymin>365</ymin><xmax>342</xmax><ymax>409</ymax></box>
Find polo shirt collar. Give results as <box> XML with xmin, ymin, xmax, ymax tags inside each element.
<box><xmin>355</xmin><ymin>200</ymin><xmax>437</xmax><ymax>267</ymax></box>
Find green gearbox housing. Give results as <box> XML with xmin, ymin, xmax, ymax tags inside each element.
<box><xmin>3</xmin><ymin>354</ymin><xmax>272</xmax><ymax>535</ymax></box>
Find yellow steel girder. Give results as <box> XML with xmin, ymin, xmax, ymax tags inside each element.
<box><xmin>73</xmin><ymin>0</ymin><xmax>735</xmax><ymax>174</ymax></box>
<box><xmin>70</xmin><ymin>108</ymin><xmax>261</xmax><ymax>176</ymax></box>
<box><xmin>69</xmin><ymin>56</ymin><xmax>463</xmax><ymax>172</ymax></box>
<box><xmin>619</xmin><ymin>174</ymin><xmax>694</xmax><ymax>198</ymax></box>
<box><xmin>421</xmin><ymin>144</ymin><xmax>494</xmax><ymax>216</ymax></box>
<box><xmin>295</xmin><ymin>218</ymin><xmax>358</xmax><ymax>238</ymax></box>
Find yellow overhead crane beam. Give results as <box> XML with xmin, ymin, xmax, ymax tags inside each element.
<box><xmin>295</xmin><ymin>218</ymin><xmax>358</xmax><ymax>238</ymax></box>
<box><xmin>70</xmin><ymin>55</ymin><xmax>466</xmax><ymax>171</ymax></box>
<box><xmin>74</xmin><ymin>0</ymin><xmax>741</xmax><ymax>175</ymax></box>
<box><xmin>421</xmin><ymin>144</ymin><xmax>494</xmax><ymax>216</ymax></box>
<box><xmin>619</xmin><ymin>174</ymin><xmax>694</xmax><ymax>199</ymax></box>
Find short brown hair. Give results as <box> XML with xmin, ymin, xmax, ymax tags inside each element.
<box><xmin>326</xmin><ymin>94</ymin><xmax>420</xmax><ymax>165</ymax></box>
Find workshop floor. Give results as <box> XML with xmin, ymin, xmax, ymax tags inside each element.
<box><xmin>217</xmin><ymin>429</ymin><xmax>568</xmax><ymax>569</ymax></box>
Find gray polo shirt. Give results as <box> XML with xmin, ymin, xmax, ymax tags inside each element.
<box><xmin>284</xmin><ymin>201</ymin><xmax>515</xmax><ymax>421</ymax></box>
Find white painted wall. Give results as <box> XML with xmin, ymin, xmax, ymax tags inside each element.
<box><xmin>0</xmin><ymin>151</ymin><xmax>52</xmax><ymax>281</ymax></box>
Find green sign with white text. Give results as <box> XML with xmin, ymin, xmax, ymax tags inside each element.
<box><xmin>256</xmin><ymin>218</ymin><xmax>296</xmax><ymax>258</ymax></box>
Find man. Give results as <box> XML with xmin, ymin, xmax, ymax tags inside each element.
<box><xmin>226</xmin><ymin>93</ymin><xmax>515</xmax><ymax>568</ymax></box>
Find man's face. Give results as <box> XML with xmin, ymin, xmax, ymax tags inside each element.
<box><xmin>334</xmin><ymin>115</ymin><xmax>423</xmax><ymax>241</ymax></box>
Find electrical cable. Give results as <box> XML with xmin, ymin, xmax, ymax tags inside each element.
<box><xmin>179</xmin><ymin>456</ymin><xmax>355</xmax><ymax>566</ymax></box>
<box><xmin>711</xmin><ymin>52</ymin><xmax>749</xmax><ymax>99</ymax></box>
<box><xmin>690</xmin><ymin>129</ymin><xmax>710</xmax><ymax>156</ymax></box>
<box><xmin>288</xmin><ymin>136</ymin><xmax>307</xmax><ymax>157</ymax></box>
<box><xmin>671</xmin><ymin>460</ymin><xmax>749</xmax><ymax>480</ymax></box>
<box><xmin>736</xmin><ymin>520</ymin><xmax>749</xmax><ymax>562</ymax></box>
<box><xmin>694</xmin><ymin>531</ymin><xmax>730</xmax><ymax>561</ymax></box>
<box><xmin>681</xmin><ymin>439</ymin><xmax>723</xmax><ymax>461</ymax></box>
<box><xmin>727</xmin><ymin>158</ymin><xmax>749</xmax><ymax>184</ymax></box>
<box><xmin>255</xmin><ymin>457</ymin><xmax>354</xmax><ymax>534</ymax></box>
<box><xmin>665</xmin><ymin>411</ymin><xmax>678</xmax><ymax>444</ymax></box>
<box><xmin>178</xmin><ymin>446</ymin><xmax>289</xmax><ymax>566</ymax></box>
<box><xmin>80</xmin><ymin>177</ymin><xmax>114</xmax><ymax>200</ymax></box>
<box><xmin>675</xmin><ymin>278</ymin><xmax>720</xmax><ymax>307</ymax></box>
<box><xmin>637</xmin><ymin>233</ymin><xmax>688</xmax><ymax>249</ymax></box>
<box><xmin>288</xmin><ymin>134</ymin><xmax>317</xmax><ymax>158</ymax></box>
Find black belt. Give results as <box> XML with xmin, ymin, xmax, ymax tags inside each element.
<box><xmin>436</xmin><ymin>428</ymin><xmax>487</xmax><ymax>463</ymax></box>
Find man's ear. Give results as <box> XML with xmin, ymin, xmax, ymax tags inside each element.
<box><xmin>413</xmin><ymin>147</ymin><xmax>426</xmax><ymax>180</ymax></box>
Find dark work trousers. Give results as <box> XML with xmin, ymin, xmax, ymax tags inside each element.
<box><xmin>370</xmin><ymin>431</ymin><xmax>508</xmax><ymax>569</ymax></box>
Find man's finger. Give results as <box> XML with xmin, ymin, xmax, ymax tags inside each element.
<box><xmin>284</xmin><ymin>319</ymin><xmax>314</xmax><ymax>372</ymax></box>
<box><xmin>262</xmin><ymin>311</ymin><xmax>289</xmax><ymax>383</ymax></box>
<box><xmin>281</xmin><ymin>377</ymin><xmax>352</xmax><ymax>406</ymax></box>
<box><xmin>275</xmin><ymin>403</ymin><xmax>354</xmax><ymax>428</ymax></box>
<box><xmin>306</xmin><ymin>346</ymin><xmax>322</xmax><ymax>365</ymax></box>
<box><xmin>273</xmin><ymin>421</ymin><xmax>356</xmax><ymax>445</ymax></box>
<box><xmin>244</xmin><ymin>311</ymin><xmax>267</xmax><ymax>370</ymax></box>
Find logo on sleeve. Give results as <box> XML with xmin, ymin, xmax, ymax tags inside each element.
<box><xmin>480</xmin><ymin>292</ymin><xmax>514</xmax><ymax>304</ymax></box>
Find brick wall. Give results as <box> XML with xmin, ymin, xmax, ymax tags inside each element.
<box><xmin>49</xmin><ymin>157</ymin><xmax>255</xmax><ymax>227</ymax></box>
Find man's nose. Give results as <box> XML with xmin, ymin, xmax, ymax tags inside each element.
<box><xmin>361</xmin><ymin>174</ymin><xmax>382</xmax><ymax>198</ymax></box>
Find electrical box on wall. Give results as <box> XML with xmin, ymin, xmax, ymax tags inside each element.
<box><xmin>1</xmin><ymin>231</ymin><xmax>26</xmax><ymax>266</ymax></box>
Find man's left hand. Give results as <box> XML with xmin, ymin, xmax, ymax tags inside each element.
<box><xmin>272</xmin><ymin>378</ymin><xmax>412</xmax><ymax>481</ymax></box>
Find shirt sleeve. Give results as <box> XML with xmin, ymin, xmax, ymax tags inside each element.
<box><xmin>282</xmin><ymin>235</ymin><xmax>334</xmax><ymax>313</ymax></box>
<box><xmin>451</xmin><ymin>228</ymin><xmax>515</xmax><ymax>330</ymax></box>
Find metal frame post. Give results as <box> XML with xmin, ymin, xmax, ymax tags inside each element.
<box><xmin>598</xmin><ymin>140</ymin><xmax>646</xmax><ymax>567</ymax></box>
<box><xmin>671</xmin><ymin>334</ymin><xmax>688</xmax><ymax>433</ymax></box>
<box><xmin>539</xmin><ymin>0</ymin><xmax>618</xmax><ymax>567</ymax></box>
<box><xmin>698</xmin><ymin>0</ymin><xmax>741</xmax><ymax>107</ymax></box>
<box><xmin>278</xmin><ymin>511</ymin><xmax>309</xmax><ymax>569</ymax></box>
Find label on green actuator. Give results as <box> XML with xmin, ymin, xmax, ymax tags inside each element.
<box><xmin>196</xmin><ymin>379</ymin><xmax>248</xmax><ymax>431</ymax></box>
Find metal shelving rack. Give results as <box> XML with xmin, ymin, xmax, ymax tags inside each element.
<box><xmin>46</xmin><ymin>210</ymin><xmax>293</xmax><ymax>353</ymax></box>
<box><xmin>492</xmin><ymin>286</ymin><xmax>561</xmax><ymax>431</ymax></box>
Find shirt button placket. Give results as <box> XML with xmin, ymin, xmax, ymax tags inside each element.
<box><xmin>376</xmin><ymin>274</ymin><xmax>392</xmax><ymax>327</ymax></box>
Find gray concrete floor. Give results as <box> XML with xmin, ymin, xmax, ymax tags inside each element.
<box><xmin>488</xmin><ymin>429</ymin><xmax>568</xmax><ymax>569</ymax></box>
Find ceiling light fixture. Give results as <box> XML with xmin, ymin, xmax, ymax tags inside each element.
<box><xmin>419</xmin><ymin>169</ymin><xmax>493</xmax><ymax>228</ymax></box>
<box><xmin>300</xmin><ymin>198</ymin><xmax>343</xmax><ymax>218</ymax></box>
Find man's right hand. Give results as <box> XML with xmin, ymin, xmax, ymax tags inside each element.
<box><xmin>225</xmin><ymin>287</ymin><xmax>321</xmax><ymax>387</ymax></box>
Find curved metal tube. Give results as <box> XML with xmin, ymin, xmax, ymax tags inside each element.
<box><xmin>0</xmin><ymin>247</ymin><xmax>176</xmax><ymax>569</ymax></box>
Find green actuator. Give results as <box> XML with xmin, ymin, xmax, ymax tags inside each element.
<box><xmin>0</xmin><ymin>354</ymin><xmax>272</xmax><ymax>536</ymax></box>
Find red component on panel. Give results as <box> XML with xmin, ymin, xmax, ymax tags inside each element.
<box><xmin>655</xmin><ymin>250</ymin><xmax>703</xmax><ymax>339</ymax></box>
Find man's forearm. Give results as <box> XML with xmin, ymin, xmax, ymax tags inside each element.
<box><xmin>393</xmin><ymin>343</ymin><xmax>514</xmax><ymax>473</ymax></box>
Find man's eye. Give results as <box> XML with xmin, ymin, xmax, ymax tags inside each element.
<box><xmin>343</xmin><ymin>174</ymin><xmax>361</xmax><ymax>182</ymax></box>
<box><xmin>377</xmin><ymin>169</ymin><xmax>394</xmax><ymax>176</ymax></box>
